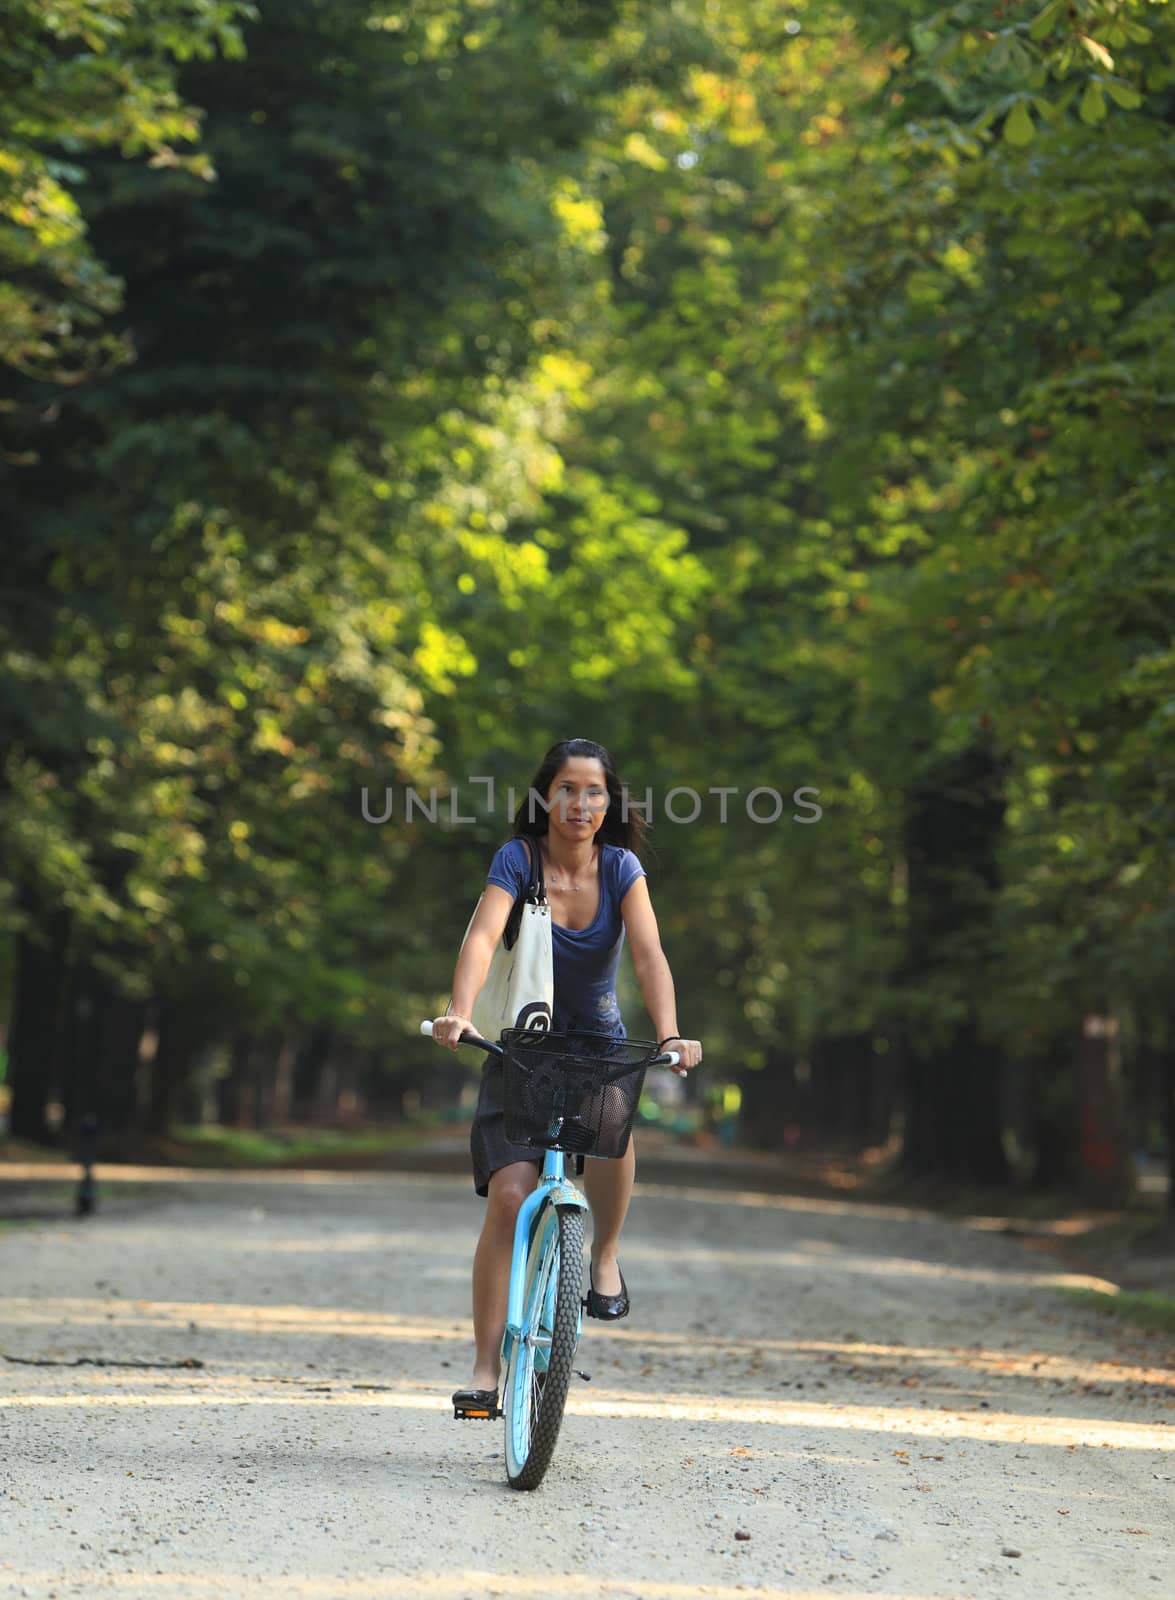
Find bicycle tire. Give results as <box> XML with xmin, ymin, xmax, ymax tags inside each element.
<box><xmin>503</xmin><ymin>1203</ymin><xmax>584</xmax><ymax>1490</ymax></box>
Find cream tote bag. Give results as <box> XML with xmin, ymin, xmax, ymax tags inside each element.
<box><xmin>461</xmin><ymin>837</ymin><xmax>553</xmax><ymax>1040</ymax></box>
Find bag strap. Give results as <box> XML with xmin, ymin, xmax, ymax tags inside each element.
<box><xmin>526</xmin><ymin>834</ymin><xmax>547</xmax><ymax>904</ymax></box>
<box><xmin>503</xmin><ymin>835</ymin><xmax>546</xmax><ymax>950</ymax></box>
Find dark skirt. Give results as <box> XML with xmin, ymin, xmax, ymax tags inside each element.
<box><xmin>470</xmin><ymin>1052</ymin><xmax>585</xmax><ymax>1197</ymax></box>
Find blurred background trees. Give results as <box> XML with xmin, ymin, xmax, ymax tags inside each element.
<box><xmin>1</xmin><ymin>0</ymin><xmax>1171</xmax><ymax>1206</ymax></box>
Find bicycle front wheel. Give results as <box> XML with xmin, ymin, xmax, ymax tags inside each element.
<box><xmin>503</xmin><ymin>1202</ymin><xmax>584</xmax><ymax>1490</ymax></box>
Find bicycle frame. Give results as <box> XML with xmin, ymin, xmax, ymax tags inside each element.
<box><xmin>501</xmin><ymin>1145</ymin><xmax>588</xmax><ymax>1369</ymax></box>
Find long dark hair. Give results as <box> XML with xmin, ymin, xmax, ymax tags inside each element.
<box><xmin>512</xmin><ymin>738</ymin><xmax>647</xmax><ymax>855</ymax></box>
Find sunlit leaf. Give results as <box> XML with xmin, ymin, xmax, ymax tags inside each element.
<box><xmin>1003</xmin><ymin>99</ymin><xmax>1036</xmax><ymax>145</ymax></box>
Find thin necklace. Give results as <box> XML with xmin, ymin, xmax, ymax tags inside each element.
<box><xmin>543</xmin><ymin>839</ymin><xmax>593</xmax><ymax>893</ymax></box>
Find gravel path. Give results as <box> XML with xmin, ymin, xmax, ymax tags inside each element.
<box><xmin>2</xmin><ymin>1166</ymin><xmax>1173</xmax><ymax>1599</ymax></box>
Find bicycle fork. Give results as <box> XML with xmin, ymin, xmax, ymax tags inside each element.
<box><xmin>500</xmin><ymin>1178</ymin><xmax>589</xmax><ymax>1373</ymax></box>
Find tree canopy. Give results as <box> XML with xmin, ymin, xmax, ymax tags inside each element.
<box><xmin>2</xmin><ymin>0</ymin><xmax>1172</xmax><ymax>1200</ymax></box>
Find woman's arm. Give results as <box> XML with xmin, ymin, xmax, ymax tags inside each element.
<box><xmin>431</xmin><ymin>884</ymin><xmax>515</xmax><ymax>1049</ymax></box>
<box><xmin>621</xmin><ymin>876</ymin><xmax>702</xmax><ymax>1071</ymax></box>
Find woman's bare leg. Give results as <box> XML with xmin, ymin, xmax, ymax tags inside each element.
<box><xmin>468</xmin><ymin>1161</ymin><xmax>539</xmax><ymax>1390</ymax></box>
<box><xmin>581</xmin><ymin>1134</ymin><xmax>636</xmax><ymax>1296</ymax></box>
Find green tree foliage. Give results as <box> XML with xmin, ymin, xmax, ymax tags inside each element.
<box><xmin>0</xmin><ymin>0</ymin><xmax>715</xmax><ymax>1139</ymax></box>
<box><xmin>0</xmin><ymin>0</ymin><xmax>252</xmax><ymax>415</ymax></box>
<box><xmin>805</xmin><ymin>0</ymin><xmax>1175</xmax><ymax>1183</ymax></box>
<box><xmin>465</xmin><ymin>0</ymin><xmax>1174</xmax><ymax>1184</ymax></box>
<box><xmin>1</xmin><ymin>1</ymin><xmax>1171</xmax><ymax>1198</ymax></box>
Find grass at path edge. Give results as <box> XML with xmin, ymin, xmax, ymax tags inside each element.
<box><xmin>1056</xmin><ymin>1286</ymin><xmax>1175</xmax><ymax>1334</ymax></box>
<box><xmin>0</xmin><ymin>1123</ymin><xmax>442</xmax><ymax>1170</ymax></box>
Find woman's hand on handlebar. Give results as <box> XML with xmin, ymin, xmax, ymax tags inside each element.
<box><xmin>431</xmin><ymin>1014</ymin><xmax>473</xmax><ymax>1050</ymax></box>
<box><xmin>661</xmin><ymin>1036</ymin><xmax>703</xmax><ymax>1074</ymax></box>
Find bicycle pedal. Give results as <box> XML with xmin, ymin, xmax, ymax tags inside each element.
<box><xmin>453</xmin><ymin>1403</ymin><xmax>502</xmax><ymax>1420</ymax></box>
<box><xmin>573</xmin><ymin>1369</ymin><xmax>592</xmax><ymax>1383</ymax></box>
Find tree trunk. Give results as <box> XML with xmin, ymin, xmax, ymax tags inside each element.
<box><xmin>897</xmin><ymin>739</ymin><xmax>1009</xmax><ymax>1185</ymax></box>
<box><xmin>217</xmin><ymin>1029</ymin><xmax>255</xmax><ymax>1128</ymax></box>
<box><xmin>737</xmin><ymin>1051</ymin><xmax>799</xmax><ymax>1151</ymax></box>
<box><xmin>334</xmin><ymin>1046</ymin><xmax>361</xmax><ymax>1122</ymax></box>
<box><xmin>1026</xmin><ymin>1033</ymin><xmax>1078</xmax><ymax>1190</ymax></box>
<box><xmin>270</xmin><ymin>1029</ymin><xmax>295</xmax><ymax>1125</ymax></box>
<box><xmin>1164</xmin><ymin>1023</ymin><xmax>1175</xmax><ymax>1221</ymax></box>
<box><xmin>151</xmin><ymin>1000</ymin><xmax>203</xmax><ymax>1135</ymax></box>
<box><xmin>60</xmin><ymin>961</ymin><xmax>145</xmax><ymax>1139</ymax></box>
<box><xmin>1076</xmin><ymin>1012</ymin><xmax>1133</xmax><ymax>1204</ymax></box>
<box><xmin>6</xmin><ymin>899</ymin><xmax>71</xmax><ymax>1145</ymax></box>
<box><xmin>96</xmin><ymin>991</ymin><xmax>148</xmax><ymax>1136</ymax></box>
<box><xmin>810</xmin><ymin>1033</ymin><xmax>878</xmax><ymax>1146</ymax></box>
<box><xmin>294</xmin><ymin>1023</ymin><xmax>335</xmax><ymax>1120</ymax></box>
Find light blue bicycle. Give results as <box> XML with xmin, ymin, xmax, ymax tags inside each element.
<box><xmin>420</xmin><ymin>1020</ymin><xmax>680</xmax><ymax>1490</ymax></box>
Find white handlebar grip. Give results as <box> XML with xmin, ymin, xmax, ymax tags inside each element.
<box><xmin>665</xmin><ymin>1051</ymin><xmax>680</xmax><ymax>1067</ymax></box>
<box><xmin>420</xmin><ymin>1021</ymin><xmax>434</xmax><ymax>1037</ymax></box>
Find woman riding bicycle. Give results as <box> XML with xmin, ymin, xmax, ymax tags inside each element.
<box><xmin>430</xmin><ymin>737</ymin><xmax>703</xmax><ymax>1413</ymax></box>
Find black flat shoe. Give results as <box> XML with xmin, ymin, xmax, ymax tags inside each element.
<box><xmin>584</xmin><ymin>1262</ymin><xmax>630</xmax><ymax>1320</ymax></box>
<box><xmin>451</xmin><ymin>1387</ymin><xmax>500</xmax><ymax>1419</ymax></box>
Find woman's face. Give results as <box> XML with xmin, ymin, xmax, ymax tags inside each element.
<box><xmin>545</xmin><ymin>756</ymin><xmax>609</xmax><ymax>843</ymax></box>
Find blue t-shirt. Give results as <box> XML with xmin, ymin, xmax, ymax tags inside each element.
<box><xmin>486</xmin><ymin>838</ymin><xmax>646</xmax><ymax>1036</ymax></box>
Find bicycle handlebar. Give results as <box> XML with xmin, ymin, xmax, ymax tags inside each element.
<box><xmin>420</xmin><ymin>1019</ymin><xmax>503</xmax><ymax>1055</ymax></box>
<box><xmin>419</xmin><ymin>1019</ymin><xmax>682</xmax><ymax>1070</ymax></box>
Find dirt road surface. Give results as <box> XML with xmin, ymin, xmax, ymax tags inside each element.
<box><xmin>2</xmin><ymin>1166</ymin><xmax>1172</xmax><ymax>1600</ymax></box>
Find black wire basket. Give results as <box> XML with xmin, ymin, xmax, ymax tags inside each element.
<box><xmin>500</xmin><ymin>1028</ymin><xmax>661</xmax><ymax>1159</ymax></box>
